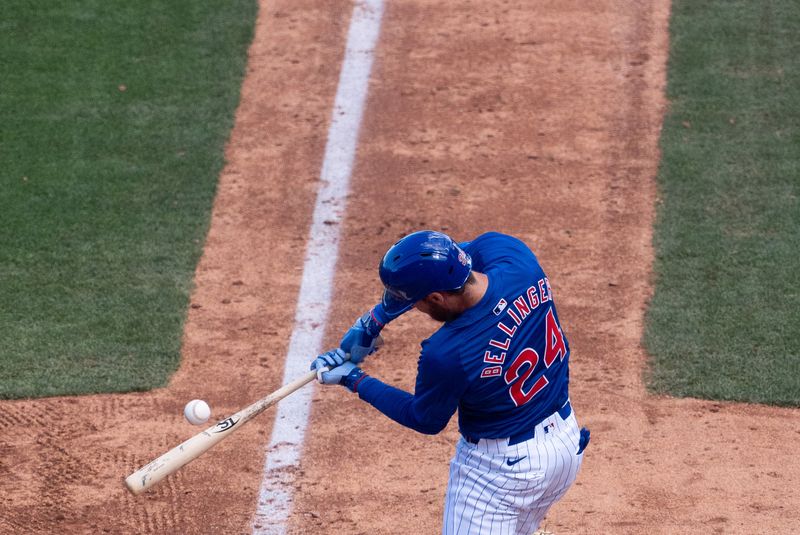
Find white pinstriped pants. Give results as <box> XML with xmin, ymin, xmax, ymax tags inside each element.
<box><xmin>442</xmin><ymin>408</ymin><xmax>584</xmax><ymax>534</ymax></box>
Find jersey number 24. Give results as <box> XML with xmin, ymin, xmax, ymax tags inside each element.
<box><xmin>503</xmin><ymin>308</ymin><xmax>566</xmax><ymax>407</ymax></box>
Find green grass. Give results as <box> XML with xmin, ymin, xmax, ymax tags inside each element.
<box><xmin>645</xmin><ymin>0</ymin><xmax>800</xmax><ymax>405</ymax></box>
<box><xmin>0</xmin><ymin>0</ymin><xmax>257</xmax><ymax>398</ymax></box>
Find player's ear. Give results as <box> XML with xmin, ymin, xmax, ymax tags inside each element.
<box><xmin>425</xmin><ymin>292</ymin><xmax>446</xmax><ymax>306</ymax></box>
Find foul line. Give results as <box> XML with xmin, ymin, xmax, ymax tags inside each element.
<box><xmin>251</xmin><ymin>1</ymin><xmax>384</xmax><ymax>533</ymax></box>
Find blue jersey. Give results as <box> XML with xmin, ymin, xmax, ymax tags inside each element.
<box><xmin>357</xmin><ymin>232</ymin><xmax>571</xmax><ymax>440</ymax></box>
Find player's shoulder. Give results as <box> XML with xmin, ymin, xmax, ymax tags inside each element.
<box><xmin>420</xmin><ymin>329</ymin><xmax>453</xmax><ymax>358</ymax></box>
<box><xmin>419</xmin><ymin>329</ymin><xmax>465</xmax><ymax>372</ymax></box>
<box><xmin>463</xmin><ymin>232</ymin><xmax>538</xmax><ymax>270</ymax></box>
<box><xmin>465</xmin><ymin>231</ymin><xmax>532</xmax><ymax>253</ymax></box>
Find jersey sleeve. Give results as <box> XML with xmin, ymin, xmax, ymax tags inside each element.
<box><xmin>355</xmin><ymin>341</ymin><xmax>468</xmax><ymax>435</ymax></box>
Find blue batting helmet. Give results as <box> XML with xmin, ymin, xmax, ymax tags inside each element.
<box><xmin>379</xmin><ymin>230</ymin><xmax>472</xmax><ymax>317</ymax></box>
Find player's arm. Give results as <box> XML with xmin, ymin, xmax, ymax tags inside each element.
<box><xmin>356</xmin><ymin>351</ymin><xmax>467</xmax><ymax>434</ymax></box>
<box><xmin>311</xmin><ymin>346</ymin><xmax>467</xmax><ymax>435</ymax></box>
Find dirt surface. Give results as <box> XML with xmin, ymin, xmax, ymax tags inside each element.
<box><xmin>1</xmin><ymin>0</ymin><xmax>799</xmax><ymax>534</ymax></box>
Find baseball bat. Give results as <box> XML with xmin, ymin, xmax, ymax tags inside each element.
<box><xmin>124</xmin><ymin>368</ymin><xmax>318</xmax><ymax>495</ymax></box>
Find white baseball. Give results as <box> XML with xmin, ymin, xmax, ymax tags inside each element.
<box><xmin>184</xmin><ymin>399</ymin><xmax>211</xmax><ymax>425</ymax></box>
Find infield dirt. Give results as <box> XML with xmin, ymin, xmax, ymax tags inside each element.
<box><xmin>1</xmin><ymin>0</ymin><xmax>798</xmax><ymax>534</ymax></box>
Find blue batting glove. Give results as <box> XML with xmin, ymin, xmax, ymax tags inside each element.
<box><xmin>310</xmin><ymin>349</ymin><xmax>366</xmax><ymax>391</ymax></box>
<box><xmin>310</xmin><ymin>348</ymin><xmax>347</xmax><ymax>377</ymax></box>
<box><xmin>340</xmin><ymin>305</ymin><xmax>387</xmax><ymax>364</ymax></box>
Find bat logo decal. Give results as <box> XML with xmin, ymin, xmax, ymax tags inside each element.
<box><xmin>213</xmin><ymin>417</ymin><xmax>238</xmax><ymax>433</ymax></box>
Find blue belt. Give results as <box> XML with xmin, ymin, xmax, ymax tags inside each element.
<box><xmin>464</xmin><ymin>401</ymin><xmax>572</xmax><ymax>446</ymax></box>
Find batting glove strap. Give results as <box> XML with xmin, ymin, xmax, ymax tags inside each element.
<box><xmin>370</xmin><ymin>303</ymin><xmax>391</xmax><ymax>329</ymax></box>
<box><xmin>360</xmin><ymin>308</ymin><xmax>385</xmax><ymax>337</ymax></box>
<box><xmin>341</xmin><ymin>367</ymin><xmax>367</xmax><ymax>392</ymax></box>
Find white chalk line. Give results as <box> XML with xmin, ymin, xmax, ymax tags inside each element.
<box><xmin>251</xmin><ymin>1</ymin><xmax>384</xmax><ymax>533</ymax></box>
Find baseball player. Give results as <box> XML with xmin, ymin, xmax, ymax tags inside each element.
<box><xmin>311</xmin><ymin>230</ymin><xmax>589</xmax><ymax>534</ymax></box>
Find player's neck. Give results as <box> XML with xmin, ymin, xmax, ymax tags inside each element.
<box><xmin>461</xmin><ymin>271</ymin><xmax>488</xmax><ymax>311</ymax></box>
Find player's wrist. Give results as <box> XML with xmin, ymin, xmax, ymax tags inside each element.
<box><xmin>341</xmin><ymin>367</ymin><xmax>367</xmax><ymax>392</ymax></box>
<box><xmin>369</xmin><ymin>303</ymin><xmax>391</xmax><ymax>329</ymax></box>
